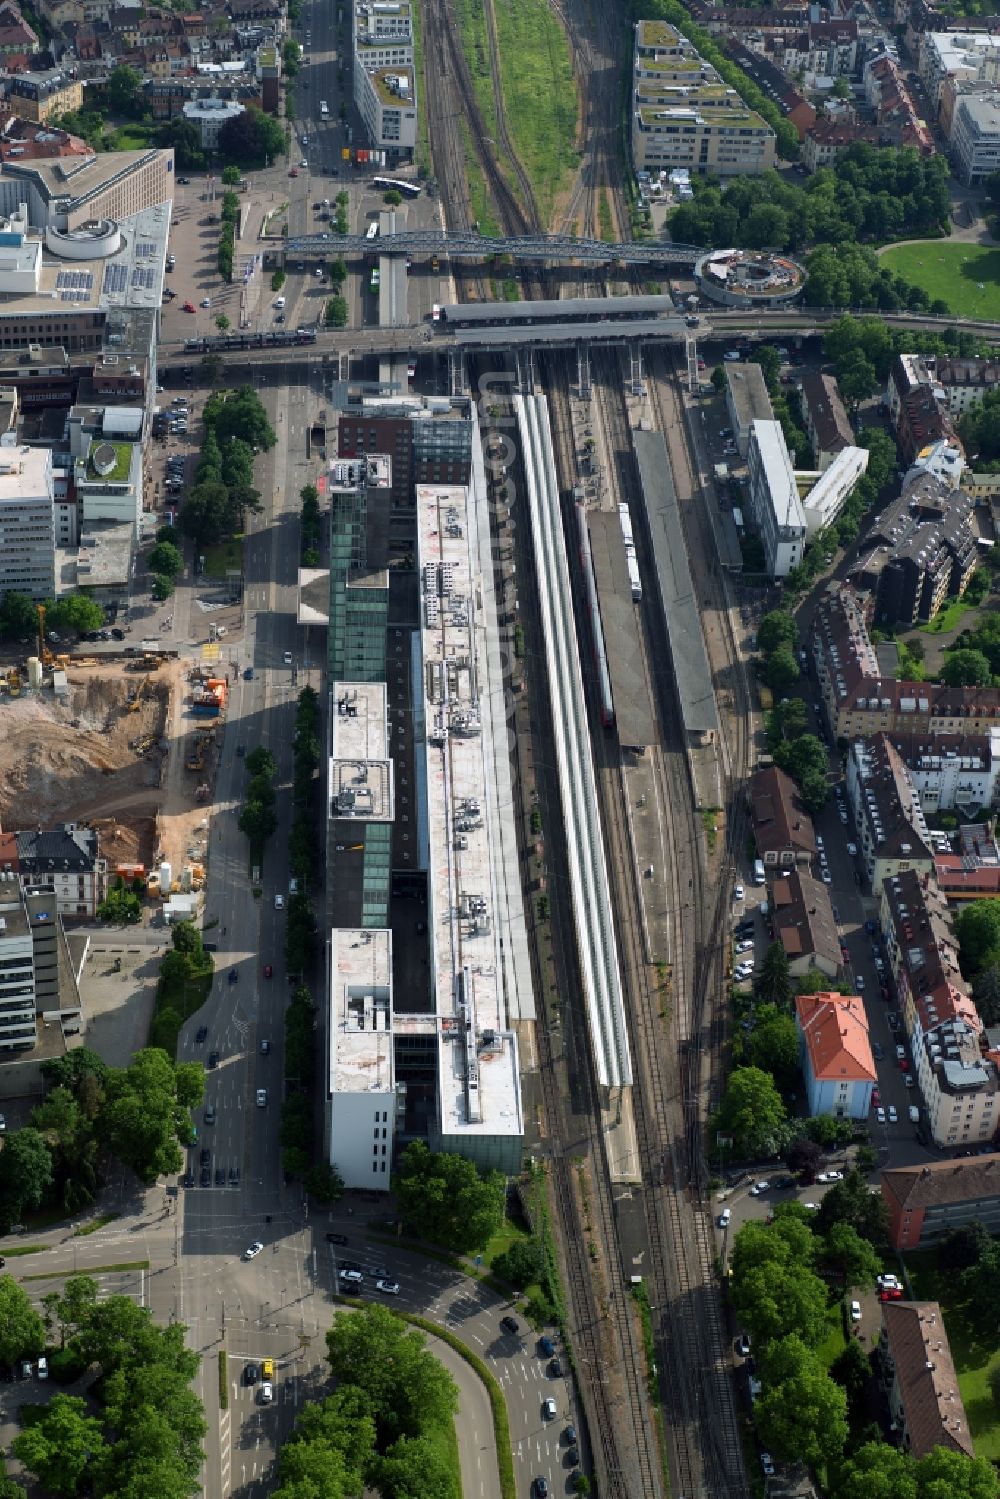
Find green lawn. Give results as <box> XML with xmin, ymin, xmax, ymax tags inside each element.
<box><xmin>918</xmin><ymin>593</ymin><xmax>978</xmax><ymax>635</ymax></box>
<box><xmin>880</xmin><ymin>241</ymin><xmax>1000</xmax><ymax>320</ymax></box>
<box><xmin>106</xmin><ymin>123</ymin><xmax>158</xmax><ymax>151</ymax></box>
<box><xmin>905</xmin><ymin>1252</ymin><xmax>1000</xmax><ymax>1459</ymax></box>
<box><xmin>202</xmin><ymin>537</ymin><xmax>245</xmax><ymax>579</ymax></box>
<box><xmin>815</xmin><ymin>1302</ymin><xmax>849</xmax><ymax>1373</ymax></box>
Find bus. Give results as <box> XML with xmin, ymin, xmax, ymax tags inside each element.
<box><xmin>372</xmin><ymin>175</ymin><xmax>421</xmax><ymax>198</ymax></box>
<box><xmin>319</xmin><ymin>100</ymin><xmax>330</xmax><ymax>117</ymax></box>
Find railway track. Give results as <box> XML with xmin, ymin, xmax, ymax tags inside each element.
<box><xmin>482</xmin><ymin>0</ymin><xmax>542</xmax><ymax>231</ymax></box>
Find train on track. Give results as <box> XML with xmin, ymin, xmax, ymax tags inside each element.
<box><xmin>576</xmin><ymin>501</ymin><xmax>615</xmax><ymax>729</ymax></box>
<box><xmin>182</xmin><ymin>329</ymin><xmax>318</xmax><ymax>354</ymax></box>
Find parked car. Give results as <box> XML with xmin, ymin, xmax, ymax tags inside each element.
<box><xmin>850</xmin><ymin>1300</ymin><xmax>862</xmax><ymax>1322</ymax></box>
<box><xmin>719</xmin><ymin>1207</ymin><xmax>732</xmax><ymax>1228</ymax></box>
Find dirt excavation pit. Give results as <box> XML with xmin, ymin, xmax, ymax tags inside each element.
<box><xmin>0</xmin><ymin>671</ymin><xmax>170</xmax><ymax>831</ymax></box>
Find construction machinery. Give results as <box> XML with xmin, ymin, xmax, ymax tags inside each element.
<box><xmin>195</xmin><ymin>783</ymin><xmax>210</xmax><ymax>802</ymax></box>
<box><xmin>35</xmin><ymin>604</ymin><xmax>54</xmax><ymax>668</ymax></box>
<box><xmin>128</xmin><ymin>675</ymin><xmax>151</xmax><ymax>713</ymax></box>
<box><xmin>185</xmin><ymin>737</ymin><xmax>206</xmax><ymax>773</ymax></box>
<box><xmin>7</xmin><ymin>668</ymin><xmax>20</xmax><ymax>696</ymax></box>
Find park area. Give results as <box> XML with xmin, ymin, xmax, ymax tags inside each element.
<box><xmin>879</xmin><ymin>241</ymin><xmax>1000</xmax><ymax>320</ymax></box>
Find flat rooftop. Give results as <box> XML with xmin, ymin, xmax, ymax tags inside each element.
<box><xmin>328</xmin><ymin>926</ymin><xmax>394</xmax><ymax>1096</ymax></box>
<box><xmin>329</xmin><ymin>681</ymin><xmax>394</xmax><ymax>823</ymax></box>
<box><xmin>633</xmin><ymin>430</ymin><xmax>720</xmax><ymax>738</ymax></box>
<box><xmin>417</xmin><ymin>482</ymin><xmax>522</xmax><ymax>1141</ymax></box>
<box><xmin>586</xmin><ymin>508</ymin><xmax>658</xmax><ymax>749</ymax></box>
<box><xmin>0</xmin><ymin>201</ymin><xmax>169</xmax><ymax>320</ymax></box>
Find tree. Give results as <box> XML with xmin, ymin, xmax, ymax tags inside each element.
<box><xmin>0</xmin><ymin>590</ymin><xmax>38</xmax><ymax>639</ymax></box>
<box><xmin>96</xmin><ymin>1049</ymin><xmax>189</xmax><ymax>1183</ymax></box>
<box><xmin>204</xmin><ymin>385</ymin><xmax>275</xmax><ymax>451</ymax></box>
<box><xmin>711</xmin><ymin>1066</ymin><xmax>787</xmax><ymax>1160</ymax></box>
<box><xmin>767</xmin><ymin>697</ymin><xmax>808</xmax><ymax>748</ymax></box>
<box><xmin>374</xmin><ymin>1435</ymin><xmax>455</xmax><ymax>1499</ymax></box>
<box><xmin>800</xmin><ymin>768</ymin><xmax>829</xmax><ymax>815</ymax></box>
<box><xmin>492</xmin><ymin>1239</ymin><xmax>544</xmax><ymax>1289</ymax></box>
<box><xmin>764</xmin><ymin>644</ymin><xmax>800</xmax><ymax>693</ymax></box>
<box><xmin>786</xmin><ymin>1136</ymin><xmax>824</xmax><ymax>1179</ymax></box>
<box><xmin>732</xmin><ymin>1259</ymin><xmax>829</xmax><ymax>1347</ymax></box>
<box><xmin>151</xmin><ymin>574</ymin><xmax>174</xmax><ymax>602</ymax></box>
<box><xmin>238</xmin><ymin>797</ymin><xmax>277</xmax><ymax>843</ymax></box>
<box><xmin>215</xmin><ymin>314</ymin><xmax>230</xmax><ymax>332</ymax></box>
<box><xmin>960</xmin><ymin>1240</ymin><xmax>1000</xmax><ymax>1331</ymax></box>
<box><xmin>756</xmin><ymin>1337</ymin><xmax>848</xmax><ymax>1467</ymax></box>
<box><xmin>218</xmin><ymin>105</ymin><xmax>285</xmax><ymax>168</ymax></box>
<box><xmin>221</xmin><ymin>164</ymin><xmax>241</xmax><ymax>185</ymax></box>
<box><xmin>815</xmin><ymin>1167</ymin><xmax>889</xmax><ymax>1247</ymax></box>
<box><xmin>835</xmin><ymin>1442</ymin><xmax>919</xmax><ymax>1499</ymax></box>
<box><xmin>747</xmin><ymin>1008</ymin><xmax>800</xmax><ymax>1093</ymax></box>
<box><xmin>106</xmin><ymin>64</ymin><xmax>142</xmax><ymax>115</ymax></box>
<box><xmin>939</xmin><ymin>1221</ymin><xmax>992</xmax><ymax>1270</ymax></box>
<box><xmin>758</xmin><ymin>610</ymin><xmax>798</xmax><ymax>657</ymax></box>
<box><xmin>47</xmin><ymin>594</ymin><xmax>104</xmax><ymax>635</ymax></box>
<box><xmin>245</xmin><ymin>746</ymin><xmax>277</xmax><ymax>779</ymax></box>
<box><xmin>830</xmin><ymin>1338</ymin><xmax>872</xmax><ymax>1406</ymax></box>
<box><xmin>914</xmin><ymin>1447</ymin><xmax>1000</xmax><ymax>1499</ymax></box>
<box><xmin>942</xmin><ymin>649</ymin><xmax>992</xmax><ymax>688</ymax></box>
<box><xmin>324</xmin><ymin>296</ymin><xmax>348</xmax><ymax>328</ymax></box>
<box><xmin>0</xmin><ymin>1457</ymin><xmax>26</xmax><ymax>1499</ymax></box>
<box><xmin>98</xmin><ymin>878</ymin><xmax>142</xmax><ymax>924</ymax></box>
<box><xmin>755</xmin><ymin>942</ymin><xmax>793</xmax><ymax>1010</ymax></box>
<box><xmin>303</xmin><ymin>1162</ymin><xmax>345</xmax><ymax>1203</ymax></box>
<box><xmin>710</xmin><ymin>364</ymin><xmax>726</xmax><ymax>392</ymax></box>
<box><xmin>13</xmin><ymin>1395</ymin><xmax>106</xmax><ymax>1496</ymax></box>
<box><xmin>0</xmin><ymin>1127</ymin><xmax>53</xmax><ymax>1222</ymax></box>
<box><xmin>0</xmin><ymin>1276</ymin><xmax>45</xmax><ymax>1365</ymax></box>
<box><xmin>821</xmin><ymin>1220</ymin><xmax>882</xmax><ymax>1287</ymax></box>
<box><xmin>325</xmin><ymin>1304</ymin><xmax>458</xmax><ymax>1445</ymax></box>
<box><xmin>394</xmin><ymin>1141</ymin><xmax>505</xmax><ymax>1254</ymax></box>
<box><xmin>956</xmin><ymin>898</ymin><xmax>1000</xmax><ymax>976</ymax></box>
<box><xmin>179</xmin><ymin>479</ymin><xmax>236</xmax><ymax>546</ymax></box>
<box><xmin>837</xmin><ymin>348</ymin><xmax>879</xmax><ymax>405</ymax></box>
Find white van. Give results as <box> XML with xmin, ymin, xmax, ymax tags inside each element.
<box><xmin>752</xmin><ymin>859</ymin><xmax>766</xmax><ymax>886</ymax></box>
<box><xmin>319</xmin><ymin>100</ymin><xmax>329</xmax><ymax>117</ymax></box>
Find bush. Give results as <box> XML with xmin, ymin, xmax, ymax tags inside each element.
<box><xmin>46</xmin><ymin>1346</ymin><xmax>87</xmax><ymax>1383</ymax></box>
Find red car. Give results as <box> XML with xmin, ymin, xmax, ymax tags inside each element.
<box><xmin>899</xmin><ymin>1058</ymin><xmax>910</xmax><ymax>1072</ymax></box>
<box><xmin>289</xmin><ymin>168</ymin><xmax>299</xmax><ymax>177</ymax></box>
<box><xmin>879</xmin><ymin>1287</ymin><xmax>903</xmax><ymax>1301</ymax></box>
<box><xmin>872</xmin><ymin>1088</ymin><xmax>880</xmax><ymax>1107</ymax></box>
<box><xmin>182</xmin><ymin>301</ymin><xmax>196</xmax><ymax>312</ymax></box>
<box><xmin>263</xmin><ymin>963</ymin><xmax>273</xmax><ymax>979</ymax></box>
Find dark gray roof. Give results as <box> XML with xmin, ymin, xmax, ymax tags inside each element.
<box><xmin>633</xmin><ymin>430</ymin><xmax>719</xmax><ymax>737</ymax></box>
<box><xmin>442</xmin><ymin>295</ymin><xmax>676</xmax><ymax>323</ymax></box>
<box><xmin>586</xmin><ymin>509</ymin><xmax>658</xmax><ymax>749</ymax></box>
<box><xmin>16</xmin><ymin>824</ymin><xmax>95</xmax><ymax>872</ymax></box>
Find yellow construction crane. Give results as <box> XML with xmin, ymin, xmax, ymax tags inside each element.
<box><xmin>35</xmin><ymin>604</ymin><xmax>53</xmax><ymax>668</ymax></box>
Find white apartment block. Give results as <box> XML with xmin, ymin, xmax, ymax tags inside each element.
<box><xmin>801</xmin><ymin>445</ymin><xmax>870</xmax><ymax>535</ymax></box>
<box><xmin>747</xmin><ymin>419</ymin><xmax>805</xmax><ymax>577</ymax></box>
<box><xmin>0</xmin><ymin>441</ymin><xmax>54</xmax><ymax>600</ymax></box>
<box><xmin>903</xmin><ymin>730</ymin><xmax>1000</xmax><ymax>814</ymax></box>
<box><xmin>919</xmin><ymin>30</ymin><xmax>1000</xmax><ymax>112</ymax></box>
<box><xmin>0</xmin><ymin>888</ymin><xmax>36</xmax><ymax>1052</ymax></box>
<box><xmin>353</xmin><ymin>0</ymin><xmax>417</xmax><ymax>158</ymax></box>
<box><xmin>950</xmin><ymin>90</ymin><xmax>1000</xmax><ymax>184</ymax></box>
<box><xmin>631</xmin><ymin>18</ymin><xmax>775</xmax><ymax>177</ymax></box>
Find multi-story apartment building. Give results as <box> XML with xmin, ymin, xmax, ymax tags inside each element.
<box><xmin>8</xmin><ymin>70</ymin><xmax>83</xmax><ymax>123</ymax></box>
<box><xmin>813</xmin><ymin>583</ymin><xmax>1000</xmax><ymax>739</ymax></box>
<box><xmin>845</xmin><ymin>733</ymin><xmax>934</xmax><ymax>890</ymax></box>
<box><xmin>13</xmin><ymin>823</ymin><xmax>107</xmax><ymax>918</ymax></box>
<box><xmin>849</xmin><ymin>473</ymin><xmax>978</xmax><ymax>628</ymax></box>
<box><xmin>0</xmin><ymin>440</ymin><xmax>53</xmax><ymax>598</ymax></box>
<box><xmin>881</xmin><ymin>1155</ymin><xmax>1000</xmax><ymax>1248</ymax></box>
<box><xmin>879</xmin><ymin>1302</ymin><xmax>974</xmax><ymax>1457</ymax></box>
<box><xmin>797</xmin><ymin>371</ymin><xmax>853</xmax><ymax>471</ymax></box>
<box><xmin>896</xmin><ymin>730</ymin><xmax>1000</xmax><ymax>815</ymax></box>
<box><xmin>949</xmin><ymin>89</ymin><xmax>1000</xmax><ymax>183</ymax></box>
<box><xmin>353</xmin><ymin>0</ymin><xmax>416</xmax><ymax>158</ymax></box>
<box><xmin>919</xmin><ymin>30</ymin><xmax>1000</xmax><ymax>115</ymax></box>
<box><xmin>631</xmin><ymin>20</ymin><xmax>776</xmax><ymax>177</ymax></box>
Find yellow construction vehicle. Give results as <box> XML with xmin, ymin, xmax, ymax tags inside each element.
<box><xmin>35</xmin><ymin>604</ymin><xmax>53</xmax><ymax>668</ymax></box>
<box><xmin>7</xmin><ymin>668</ymin><xmax>20</xmax><ymax>696</ymax></box>
<box><xmin>128</xmin><ymin>675</ymin><xmax>150</xmax><ymax>713</ymax></box>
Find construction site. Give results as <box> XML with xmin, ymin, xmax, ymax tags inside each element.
<box><xmin>0</xmin><ymin>652</ymin><xmax>224</xmax><ymax>894</ymax></box>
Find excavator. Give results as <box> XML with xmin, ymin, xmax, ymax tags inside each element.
<box><xmin>35</xmin><ymin>604</ymin><xmax>54</xmax><ymax>668</ymax></box>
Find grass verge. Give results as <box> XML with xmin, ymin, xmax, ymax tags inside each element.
<box><xmin>879</xmin><ymin>240</ymin><xmax>1000</xmax><ymax>320</ymax></box>
<box><xmin>630</xmin><ymin>1282</ymin><xmax>671</xmax><ymax>1491</ymax></box>
<box><xmin>410</xmin><ymin>0</ymin><xmax>431</xmax><ymax>176</ymax></box>
<box><xmin>72</xmin><ymin>1214</ymin><xmax>119</xmax><ymax>1237</ymax></box>
<box><xmin>22</xmin><ymin>1259</ymin><xmax>149</xmax><ymax>1281</ymax></box>
<box><xmin>149</xmin><ymin>956</ymin><xmax>213</xmax><ymax>1057</ymax></box>
<box><xmin>906</xmin><ymin>1251</ymin><xmax>1000</xmax><ymax>1459</ymax></box>
<box><xmin>490</xmin><ymin>0</ymin><xmax>578</xmax><ymax>223</ymax></box>
<box><xmin>218</xmin><ymin>1350</ymin><xmax>228</xmax><ymax>1409</ymax></box>
<box><xmin>0</xmin><ymin>1244</ymin><xmax>47</xmax><ymax>1257</ymax></box>
<box><xmin>403</xmin><ymin>1312</ymin><xmax>515</xmax><ymax>1499</ymax></box>
<box><xmin>201</xmin><ymin>536</ymin><xmax>245</xmax><ymax>579</ymax></box>
<box><xmin>701</xmin><ymin>807</ymin><xmax>720</xmax><ymax>853</ymax></box>
<box><xmin>918</xmin><ymin>592</ymin><xmax>979</xmax><ymax>635</ymax></box>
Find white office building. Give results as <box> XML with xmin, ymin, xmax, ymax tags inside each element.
<box><xmin>747</xmin><ymin>419</ymin><xmax>806</xmax><ymax>577</ymax></box>
<box><xmin>326</xmin><ymin>926</ymin><xmax>397</xmax><ymax>1187</ymax></box>
<box><xmin>0</xmin><ymin>887</ymin><xmax>37</xmax><ymax>1052</ymax></box>
<box><xmin>353</xmin><ymin>0</ymin><xmax>417</xmax><ymax>158</ymax></box>
<box><xmin>950</xmin><ymin>91</ymin><xmax>1000</xmax><ymax>183</ymax></box>
<box><xmin>0</xmin><ymin>441</ymin><xmax>55</xmax><ymax>599</ymax></box>
<box><xmin>181</xmin><ymin>97</ymin><xmax>245</xmax><ymax>149</ymax></box>
<box><xmin>801</xmin><ymin>445</ymin><xmax>870</xmax><ymax>535</ymax></box>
